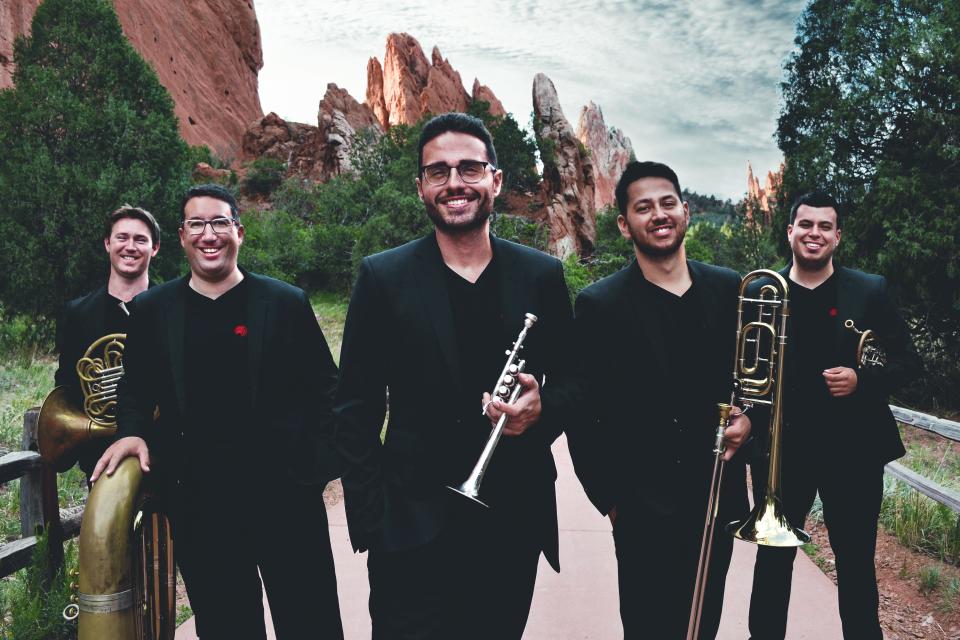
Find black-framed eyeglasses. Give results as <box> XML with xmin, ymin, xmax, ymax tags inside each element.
<box><xmin>420</xmin><ymin>160</ymin><xmax>495</xmax><ymax>186</ymax></box>
<box><xmin>182</xmin><ymin>217</ymin><xmax>237</xmax><ymax>235</ymax></box>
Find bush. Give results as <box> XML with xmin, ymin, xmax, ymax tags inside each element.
<box><xmin>0</xmin><ymin>0</ymin><xmax>193</xmax><ymax>322</ymax></box>
<box><xmin>242</xmin><ymin>158</ymin><xmax>286</xmax><ymax>197</ymax></box>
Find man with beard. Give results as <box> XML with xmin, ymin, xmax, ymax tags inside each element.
<box><xmin>92</xmin><ymin>184</ymin><xmax>344</xmax><ymax>639</ymax></box>
<box><xmin>335</xmin><ymin>112</ymin><xmax>575</xmax><ymax>639</ymax></box>
<box><xmin>746</xmin><ymin>191</ymin><xmax>920</xmax><ymax>640</ymax></box>
<box><xmin>54</xmin><ymin>205</ymin><xmax>160</xmax><ymax>481</ymax></box>
<box><xmin>566</xmin><ymin>161</ymin><xmax>751</xmax><ymax>639</ymax></box>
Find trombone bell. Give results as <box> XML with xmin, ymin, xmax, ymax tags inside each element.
<box><xmin>728</xmin><ymin>495</ymin><xmax>810</xmax><ymax>547</ymax></box>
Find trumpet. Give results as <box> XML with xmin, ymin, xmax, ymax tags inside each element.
<box><xmin>687</xmin><ymin>270</ymin><xmax>809</xmax><ymax>640</ymax></box>
<box><xmin>448</xmin><ymin>313</ymin><xmax>538</xmax><ymax>508</ymax></box>
<box><xmin>844</xmin><ymin>319</ymin><xmax>886</xmax><ymax>368</ymax></box>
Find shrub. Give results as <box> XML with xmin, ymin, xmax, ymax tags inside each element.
<box><xmin>242</xmin><ymin>158</ymin><xmax>286</xmax><ymax>197</ymax></box>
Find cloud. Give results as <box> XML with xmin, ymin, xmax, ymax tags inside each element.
<box><xmin>255</xmin><ymin>0</ymin><xmax>805</xmax><ymax>199</ymax></box>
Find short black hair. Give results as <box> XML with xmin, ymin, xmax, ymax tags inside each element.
<box><xmin>614</xmin><ymin>161</ymin><xmax>683</xmax><ymax>215</ymax></box>
<box><xmin>180</xmin><ymin>183</ymin><xmax>239</xmax><ymax>223</ymax></box>
<box><xmin>104</xmin><ymin>205</ymin><xmax>160</xmax><ymax>247</ymax></box>
<box><xmin>789</xmin><ymin>191</ymin><xmax>843</xmax><ymax>229</ymax></box>
<box><xmin>418</xmin><ymin>113</ymin><xmax>498</xmax><ymax>170</ymax></box>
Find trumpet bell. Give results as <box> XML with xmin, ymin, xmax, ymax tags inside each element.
<box><xmin>447</xmin><ymin>482</ymin><xmax>490</xmax><ymax>509</ymax></box>
<box><xmin>727</xmin><ymin>495</ymin><xmax>810</xmax><ymax>547</ymax></box>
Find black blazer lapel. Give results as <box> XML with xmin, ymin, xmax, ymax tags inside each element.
<box><xmin>245</xmin><ymin>274</ymin><xmax>270</xmax><ymax>408</ymax></box>
<box><xmin>165</xmin><ymin>278</ymin><xmax>188</xmax><ymax>415</ymax></box>
<box><xmin>833</xmin><ymin>266</ymin><xmax>868</xmax><ymax>362</ymax></box>
<box><xmin>493</xmin><ymin>237</ymin><xmax>528</xmax><ymax>341</ymax></box>
<box><xmin>413</xmin><ymin>234</ymin><xmax>462</xmax><ymax>393</ymax></box>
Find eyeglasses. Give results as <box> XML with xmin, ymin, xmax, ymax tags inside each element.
<box><xmin>420</xmin><ymin>160</ymin><xmax>495</xmax><ymax>186</ymax></box>
<box><xmin>182</xmin><ymin>217</ymin><xmax>237</xmax><ymax>235</ymax></box>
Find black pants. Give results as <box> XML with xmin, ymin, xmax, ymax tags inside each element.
<box><xmin>613</xmin><ymin>505</ymin><xmax>734</xmax><ymax>640</ymax></box>
<box><xmin>173</xmin><ymin>483</ymin><xmax>344</xmax><ymax>640</ymax></box>
<box><xmin>367</xmin><ymin>504</ymin><xmax>542</xmax><ymax>640</ymax></box>
<box><xmin>748</xmin><ymin>459</ymin><xmax>885</xmax><ymax>640</ymax></box>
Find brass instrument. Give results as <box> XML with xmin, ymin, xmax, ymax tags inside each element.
<box><xmin>844</xmin><ymin>319</ymin><xmax>886</xmax><ymax>368</ymax></box>
<box><xmin>687</xmin><ymin>270</ymin><xmax>809</xmax><ymax>640</ymax></box>
<box><xmin>38</xmin><ymin>333</ymin><xmax>126</xmax><ymax>471</ymax></box>
<box><xmin>69</xmin><ymin>457</ymin><xmax>175</xmax><ymax>640</ymax></box>
<box><xmin>448</xmin><ymin>313</ymin><xmax>538</xmax><ymax>507</ymax></box>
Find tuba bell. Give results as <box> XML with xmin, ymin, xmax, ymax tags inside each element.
<box><xmin>38</xmin><ymin>333</ymin><xmax>126</xmax><ymax>472</ymax></box>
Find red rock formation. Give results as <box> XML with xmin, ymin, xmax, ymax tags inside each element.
<box><xmin>365</xmin><ymin>33</ymin><xmax>506</xmax><ymax>127</ymax></box>
<box><xmin>0</xmin><ymin>0</ymin><xmax>41</xmax><ymax>88</ymax></box>
<box><xmin>317</xmin><ymin>83</ymin><xmax>383</xmax><ymax>178</ymax></box>
<box><xmin>533</xmin><ymin>73</ymin><xmax>596</xmax><ymax>259</ymax></box>
<box><xmin>1</xmin><ymin>0</ymin><xmax>263</xmax><ymax>159</ymax></box>
<box><xmin>576</xmin><ymin>102</ymin><xmax>633</xmax><ymax>210</ymax></box>
<box><xmin>746</xmin><ymin>161</ymin><xmax>782</xmax><ymax>225</ymax></box>
<box><xmin>242</xmin><ymin>112</ymin><xmax>318</xmax><ymax>177</ymax></box>
<box><xmin>472</xmin><ymin>78</ymin><xmax>506</xmax><ymax>117</ymax></box>
<box><xmin>366</xmin><ymin>57</ymin><xmax>389</xmax><ymax>130</ymax></box>
<box><xmin>421</xmin><ymin>46</ymin><xmax>470</xmax><ymax>117</ymax></box>
<box><xmin>381</xmin><ymin>33</ymin><xmax>430</xmax><ymax>127</ymax></box>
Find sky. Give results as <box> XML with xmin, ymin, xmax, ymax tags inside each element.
<box><xmin>255</xmin><ymin>0</ymin><xmax>808</xmax><ymax>202</ymax></box>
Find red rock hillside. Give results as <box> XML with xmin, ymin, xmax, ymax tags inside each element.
<box><xmin>0</xmin><ymin>0</ymin><xmax>264</xmax><ymax>159</ymax></box>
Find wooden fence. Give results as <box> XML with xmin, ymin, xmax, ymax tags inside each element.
<box><xmin>1</xmin><ymin>404</ymin><xmax>958</xmax><ymax>579</ymax></box>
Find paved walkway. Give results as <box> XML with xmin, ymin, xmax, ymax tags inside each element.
<box><xmin>176</xmin><ymin>436</ymin><xmax>843</xmax><ymax>639</ymax></box>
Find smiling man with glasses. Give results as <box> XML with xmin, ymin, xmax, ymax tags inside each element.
<box><xmin>336</xmin><ymin>112</ymin><xmax>576</xmax><ymax>639</ymax></box>
<box><xmin>92</xmin><ymin>183</ymin><xmax>345</xmax><ymax>639</ymax></box>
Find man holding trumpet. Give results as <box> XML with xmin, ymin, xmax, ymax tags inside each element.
<box><xmin>335</xmin><ymin>112</ymin><xmax>575</xmax><ymax>639</ymax></box>
<box><xmin>567</xmin><ymin>161</ymin><xmax>752</xmax><ymax>639</ymax></box>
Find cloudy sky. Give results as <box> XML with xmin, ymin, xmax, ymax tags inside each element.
<box><xmin>255</xmin><ymin>0</ymin><xmax>807</xmax><ymax>201</ymax></box>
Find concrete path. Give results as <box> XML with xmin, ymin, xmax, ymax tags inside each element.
<box><xmin>176</xmin><ymin>435</ymin><xmax>843</xmax><ymax>639</ymax></box>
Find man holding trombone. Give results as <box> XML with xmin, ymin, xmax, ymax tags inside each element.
<box><xmin>747</xmin><ymin>191</ymin><xmax>920</xmax><ymax>639</ymax></box>
<box><xmin>567</xmin><ymin>161</ymin><xmax>752</xmax><ymax>639</ymax></box>
<box><xmin>335</xmin><ymin>113</ymin><xmax>575</xmax><ymax>639</ymax></box>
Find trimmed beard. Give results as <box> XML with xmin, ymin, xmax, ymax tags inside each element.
<box><xmin>632</xmin><ymin>222</ymin><xmax>688</xmax><ymax>258</ymax></box>
<box><xmin>424</xmin><ymin>197</ymin><xmax>493</xmax><ymax>234</ymax></box>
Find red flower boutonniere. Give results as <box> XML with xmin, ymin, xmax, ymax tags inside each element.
<box><xmin>233</xmin><ymin>324</ymin><xmax>248</xmax><ymax>337</ymax></box>
<box><xmin>828</xmin><ymin>307</ymin><xmax>838</xmax><ymax>317</ymax></box>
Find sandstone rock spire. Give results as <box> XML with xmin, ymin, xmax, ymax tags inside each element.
<box><xmin>576</xmin><ymin>102</ymin><xmax>634</xmax><ymax>210</ymax></box>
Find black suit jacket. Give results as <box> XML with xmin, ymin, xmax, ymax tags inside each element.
<box><xmin>116</xmin><ymin>270</ymin><xmax>340</xmax><ymax>505</ymax></box>
<box><xmin>334</xmin><ymin>234</ymin><xmax>574</xmax><ymax>570</ymax></box>
<box><xmin>567</xmin><ymin>259</ymin><xmax>750</xmax><ymax>524</ymax></box>
<box><xmin>55</xmin><ymin>285</ymin><xmax>125</xmax><ymax>475</ymax></box>
<box><xmin>772</xmin><ymin>264</ymin><xmax>920</xmax><ymax>465</ymax></box>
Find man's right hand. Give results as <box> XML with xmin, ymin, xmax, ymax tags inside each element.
<box><xmin>90</xmin><ymin>436</ymin><xmax>150</xmax><ymax>482</ymax></box>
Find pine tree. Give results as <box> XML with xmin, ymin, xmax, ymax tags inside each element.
<box><xmin>0</xmin><ymin>0</ymin><xmax>193</xmax><ymax>323</ymax></box>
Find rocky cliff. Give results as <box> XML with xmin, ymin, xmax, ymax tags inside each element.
<box><xmin>366</xmin><ymin>33</ymin><xmax>505</xmax><ymax>129</ymax></box>
<box><xmin>0</xmin><ymin>0</ymin><xmax>264</xmax><ymax>159</ymax></box>
<box><xmin>533</xmin><ymin>73</ymin><xmax>596</xmax><ymax>259</ymax></box>
<box><xmin>576</xmin><ymin>102</ymin><xmax>633</xmax><ymax>211</ymax></box>
<box><xmin>746</xmin><ymin>161</ymin><xmax>782</xmax><ymax>224</ymax></box>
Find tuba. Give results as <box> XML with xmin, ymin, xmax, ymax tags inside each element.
<box><xmin>687</xmin><ymin>270</ymin><xmax>808</xmax><ymax>640</ymax></box>
<box><xmin>39</xmin><ymin>322</ymin><xmax>176</xmax><ymax>639</ymax></box>
<box><xmin>844</xmin><ymin>319</ymin><xmax>886</xmax><ymax>368</ymax></box>
<box><xmin>38</xmin><ymin>333</ymin><xmax>126</xmax><ymax>471</ymax></box>
<box><xmin>448</xmin><ymin>313</ymin><xmax>537</xmax><ymax>507</ymax></box>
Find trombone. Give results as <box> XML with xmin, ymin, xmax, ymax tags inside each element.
<box><xmin>687</xmin><ymin>269</ymin><xmax>809</xmax><ymax>640</ymax></box>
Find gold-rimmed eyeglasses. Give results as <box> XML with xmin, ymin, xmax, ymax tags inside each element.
<box><xmin>420</xmin><ymin>160</ymin><xmax>494</xmax><ymax>186</ymax></box>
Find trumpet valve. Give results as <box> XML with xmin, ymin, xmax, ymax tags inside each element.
<box><xmin>501</xmin><ymin>375</ymin><xmax>514</xmax><ymax>386</ymax></box>
<box><xmin>497</xmin><ymin>385</ymin><xmax>510</xmax><ymax>397</ymax></box>
<box><xmin>508</xmin><ymin>364</ymin><xmax>519</xmax><ymax>375</ymax></box>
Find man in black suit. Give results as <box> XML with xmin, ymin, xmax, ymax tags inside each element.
<box><xmin>335</xmin><ymin>112</ymin><xmax>574</xmax><ymax>639</ymax></box>
<box><xmin>54</xmin><ymin>205</ymin><xmax>160</xmax><ymax>479</ymax></box>
<box><xmin>747</xmin><ymin>191</ymin><xmax>920</xmax><ymax>640</ymax></box>
<box><xmin>92</xmin><ymin>184</ymin><xmax>343</xmax><ymax>639</ymax></box>
<box><xmin>567</xmin><ymin>161</ymin><xmax>752</xmax><ymax>639</ymax></box>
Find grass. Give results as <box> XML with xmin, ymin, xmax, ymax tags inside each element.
<box><xmin>879</xmin><ymin>426</ymin><xmax>960</xmax><ymax>565</ymax></box>
<box><xmin>311</xmin><ymin>292</ymin><xmax>348</xmax><ymax>364</ymax></box>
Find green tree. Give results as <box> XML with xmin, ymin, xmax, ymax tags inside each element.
<box><xmin>777</xmin><ymin>0</ymin><xmax>960</xmax><ymax>407</ymax></box>
<box><xmin>0</xmin><ymin>0</ymin><xmax>193</xmax><ymax>325</ymax></box>
<box><xmin>468</xmin><ymin>100</ymin><xmax>540</xmax><ymax>195</ymax></box>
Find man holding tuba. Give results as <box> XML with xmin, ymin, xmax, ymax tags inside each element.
<box><xmin>92</xmin><ymin>184</ymin><xmax>344</xmax><ymax>639</ymax></box>
<box><xmin>335</xmin><ymin>113</ymin><xmax>575</xmax><ymax>639</ymax></box>
<box><xmin>53</xmin><ymin>205</ymin><xmax>160</xmax><ymax>480</ymax></box>
<box><xmin>746</xmin><ymin>191</ymin><xmax>921</xmax><ymax>639</ymax></box>
<box><xmin>566</xmin><ymin>161</ymin><xmax>752</xmax><ymax>639</ymax></box>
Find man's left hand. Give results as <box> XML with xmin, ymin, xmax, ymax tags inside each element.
<box><xmin>482</xmin><ymin>372</ymin><xmax>541</xmax><ymax>436</ymax></box>
<box><xmin>823</xmin><ymin>366</ymin><xmax>858</xmax><ymax>397</ymax></box>
<box><xmin>722</xmin><ymin>411</ymin><xmax>751</xmax><ymax>461</ymax></box>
